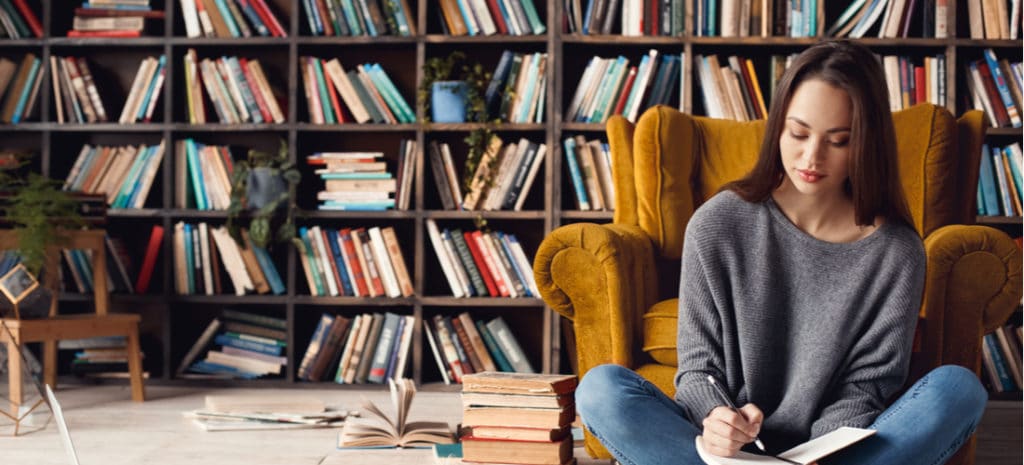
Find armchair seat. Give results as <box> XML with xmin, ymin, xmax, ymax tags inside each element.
<box><xmin>534</xmin><ymin>104</ymin><xmax>1023</xmax><ymax>464</ymax></box>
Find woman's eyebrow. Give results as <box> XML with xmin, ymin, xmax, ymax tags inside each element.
<box><xmin>786</xmin><ymin>116</ymin><xmax>851</xmax><ymax>134</ymax></box>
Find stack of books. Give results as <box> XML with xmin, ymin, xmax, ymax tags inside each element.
<box><xmin>461</xmin><ymin>372</ymin><xmax>578</xmax><ymax>465</ymax></box>
<box><xmin>424</xmin><ymin>313</ymin><xmax>534</xmax><ymax>384</ymax></box>
<box><xmin>977</xmin><ymin>142</ymin><xmax>1023</xmax><ymax>217</ymax></box>
<box><xmin>437</xmin><ymin>0</ymin><xmax>545</xmax><ymax>35</ymax></box>
<box><xmin>174</xmin><ymin>139</ymin><xmax>236</xmax><ymax>211</ymax></box>
<box><xmin>307</xmin><ymin>146</ymin><xmax>416</xmax><ymax>211</ymax></box>
<box><xmin>50</xmin><ymin>56</ymin><xmax>109</xmax><ymax>123</ymax></box>
<box><xmin>484</xmin><ymin>51</ymin><xmax>548</xmax><ymax>123</ymax></box>
<box><xmin>298</xmin><ymin>311</ymin><xmax>416</xmax><ymax>384</ymax></box>
<box><xmin>179</xmin><ymin>0</ymin><xmax>287</xmax><ymax>38</ymax></box>
<box><xmin>964</xmin><ymin>48</ymin><xmax>1022</xmax><ymax>129</ymax></box>
<box><xmin>69</xmin><ymin>1</ymin><xmax>165</xmax><ymax>38</ymax></box>
<box><xmin>982</xmin><ymin>322</ymin><xmax>1024</xmax><ymax>393</ymax></box>
<box><xmin>694</xmin><ymin>54</ymin><xmax>768</xmax><ymax>121</ymax></box>
<box><xmin>116</xmin><ymin>55</ymin><xmax>166</xmax><ymax>123</ymax></box>
<box><xmin>60</xmin><ymin>335</ymin><xmax>147</xmax><ymax>380</ymax></box>
<box><xmin>429</xmin><ymin>136</ymin><xmax>546</xmax><ymax>211</ymax></box>
<box><xmin>177</xmin><ymin>309</ymin><xmax>288</xmax><ymax>379</ymax></box>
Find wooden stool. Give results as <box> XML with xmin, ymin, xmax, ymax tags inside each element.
<box><xmin>0</xmin><ymin>229</ymin><xmax>146</xmax><ymax>422</ymax></box>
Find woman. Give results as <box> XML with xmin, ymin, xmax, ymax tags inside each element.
<box><xmin>574</xmin><ymin>40</ymin><xmax>988</xmax><ymax>465</ymax></box>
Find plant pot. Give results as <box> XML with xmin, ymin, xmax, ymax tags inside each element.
<box><xmin>431</xmin><ymin>81</ymin><xmax>468</xmax><ymax>123</ymax></box>
<box><xmin>246</xmin><ymin>167</ymin><xmax>287</xmax><ymax>212</ymax></box>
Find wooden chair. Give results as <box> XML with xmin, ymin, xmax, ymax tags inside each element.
<box><xmin>0</xmin><ymin>229</ymin><xmax>145</xmax><ymax>421</ymax></box>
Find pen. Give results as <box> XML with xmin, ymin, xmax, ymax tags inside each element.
<box><xmin>706</xmin><ymin>375</ymin><xmax>767</xmax><ymax>453</ymax></box>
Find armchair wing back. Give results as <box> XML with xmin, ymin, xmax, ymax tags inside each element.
<box><xmin>535</xmin><ymin>104</ymin><xmax>1023</xmax><ymax>462</ymax></box>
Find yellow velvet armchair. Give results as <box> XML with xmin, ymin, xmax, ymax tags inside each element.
<box><xmin>533</xmin><ymin>104</ymin><xmax>1023</xmax><ymax>464</ymax></box>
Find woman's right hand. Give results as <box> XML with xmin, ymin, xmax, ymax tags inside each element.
<box><xmin>700</xmin><ymin>404</ymin><xmax>764</xmax><ymax>457</ymax></box>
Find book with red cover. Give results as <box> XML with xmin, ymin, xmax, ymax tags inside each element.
<box><xmin>321</xmin><ymin>59</ymin><xmax>346</xmax><ymax>123</ymax></box>
<box><xmin>249</xmin><ymin>0</ymin><xmax>288</xmax><ymax>37</ymax></box>
<box><xmin>611</xmin><ymin>66</ymin><xmax>638</xmax><ymax>116</ymax></box>
<box><xmin>135</xmin><ymin>225</ymin><xmax>164</xmax><ymax>294</ymax></box>
<box><xmin>338</xmin><ymin>228</ymin><xmax>369</xmax><ymax>297</ymax></box>
<box><xmin>484</xmin><ymin>0</ymin><xmax>509</xmax><ymax>34</ymax></box>
<box><xmin>472</xmin><ymin>230</ymin><xmax>509</xmax><ymax>297</ymax></box>
<box><xmin>12</xmin><ymin>0</ymin><xmax>41</xmax><ymax>37</ymax></box>
<box><xmin>462</xmin><ymin>230</ymin><xmax>499</xmax><ymax>297</ymax></box>
<box><xmin>914</xmin><ymin>65</ymin><xmax>926</xmax><ymax>106</ymax></box>
<box><xmin>67</xmin><ymin>30</ymin><xmax>143</xmax><ymax>38</ymax></box>
<box><xmin>73</xmin><ymin>7</ymin><xmax>167</xmax><ymax>18</ymax></box>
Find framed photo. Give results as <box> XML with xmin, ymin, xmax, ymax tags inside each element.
<box><xmin>0</xmin><ymin>264</ymin><xmax>39</xmax><ymax>304</ymax></box>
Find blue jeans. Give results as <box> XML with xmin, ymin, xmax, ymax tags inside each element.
<box><xmin>575</xmin><ymin>364</ymin><xmax>987</xmax><ymax>465</ymax></box>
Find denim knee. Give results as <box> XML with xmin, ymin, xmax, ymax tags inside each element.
<box><xmin>577</xmin><ymin>364</ymin><xmax>633</xmax><ymax>422</ymax></box>
<box><xmin>926</xmin><ymin>365</ymin><xmax>987</xmax><ymax>421</ymax></box>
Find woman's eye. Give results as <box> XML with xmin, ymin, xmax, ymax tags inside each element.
<box><xmin>789</xmin><ymin>131</ymin><xmax>808</xmax><ymax>139</ymax></box>
<box><xmin>831</xmin><ymin>140</ymin><xmax>849</xmax><ymax>147</ymax></box>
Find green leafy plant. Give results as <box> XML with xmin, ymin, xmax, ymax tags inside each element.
<box><xmin>226</xmin><ymin>139</ymin><xmax>300</xmax><ymax>249</ymax></box>
<box><xmin>0</xmin><ymin>153</ymin><xmax>83</xmax><ymax>275</ymax></box>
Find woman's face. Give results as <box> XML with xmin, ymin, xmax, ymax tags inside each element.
<box><xmin>778</xmin><ymin>78</ymin><xmax>853</xmax><ymax>199</ymax></box>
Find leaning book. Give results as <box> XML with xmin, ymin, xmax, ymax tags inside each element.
<box><xmin>338</xmin><ymin>378</ymin><xmax>455</xmax><ymax>448</ymax></box>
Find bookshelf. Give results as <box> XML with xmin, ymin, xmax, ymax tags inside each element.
<box><xmin>2</xmin><ymin>1</ymin><xmax>1020</xmax><ymax>388</ymax></box>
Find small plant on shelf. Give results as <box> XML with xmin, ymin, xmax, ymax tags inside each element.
<box><xmin>0</xmin><ymin>152</ymin><xmax>84</xmax><ymax>276</ymax></box>
<box><xmin>227</xmin><ymin>139</ymin><xmax>300</xmax><ymax>249</ymax></box>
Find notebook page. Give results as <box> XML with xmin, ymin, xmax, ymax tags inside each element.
<box><xmin>777</xmin><ymin>427</ymin><xmax>876</xmax><ymax>464</ymax></box>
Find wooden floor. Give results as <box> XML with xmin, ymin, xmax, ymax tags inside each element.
<box><xmin>0</xmin><ymin>383</ymin><xmax>611</xmax><ymax>465</ymax></box>
<box><xmin>0</xmin><ymin>384</ymin><xmax>1018</xmax><ymax>465</ymax></box>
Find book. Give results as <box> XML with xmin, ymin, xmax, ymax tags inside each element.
<box><xmin>461</xmin><ymin>435</ymin><xmax>573</xmax><ymax>465</ymax></box>
<box><xmin>461</xmin><ymin>371</ymin><xmax>576</xmax><ymax>395</ymax></box>
<box><xmin>695</xmin><ymin>427</ymin><xmax>876</xmax><ymax>465</ymax></box>
<box><xmin>338</xmin><ymin>378</ymin><xmax>455</xmax><ymax>448</ymax></box>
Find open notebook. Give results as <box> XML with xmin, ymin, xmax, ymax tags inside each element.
<box><xmin>695</xmin><ymin>427</ymin><xmax>875</xmax><ymax>465</ymax></box>
<box><xmin>45</xmin><ymin>384</ymin><xmax>81</xmax><ymax>465</ymax></box>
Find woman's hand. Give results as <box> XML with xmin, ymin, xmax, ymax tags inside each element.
<box><xmin>700</xmin><ymin>404</ymin><xmax>764</xmax><ymax>457</ymax></box>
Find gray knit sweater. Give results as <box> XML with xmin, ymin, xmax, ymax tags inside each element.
<box><xmin>674</xmin><ymin>190</ymin><xmax>925</xmax><ymax>453</ymax></box>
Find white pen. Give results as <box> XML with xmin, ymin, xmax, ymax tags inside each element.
<box><xmin>707</xmin><ymin>375</ymin><xmax>767</xmax><ymax>453</ymax></box>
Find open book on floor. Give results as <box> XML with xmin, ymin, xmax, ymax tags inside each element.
<box><xmin>338</xmin><ymin>378</ymin><xmax>455</xmax><ymax>449</ymax></box>
<box><xmin>695</xmin><ymin>427</ymin><xmax>875</xmax><ymax>465</ymax></box>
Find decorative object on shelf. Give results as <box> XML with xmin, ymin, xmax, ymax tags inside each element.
<box><xmin>0</xmin><ymin>153</ymin><xmax>84</xmax><ymax>276</ymax></box>
<box><xmin>227</xmin><ymin>139</ymin><xmax>300</xmax><ymax>249</ymax></box>
<box><xmin>0</xmin><ymin>263</ymin><xmax>50</xmax><ymax>320</ymax></box>
<box><xmin>419</xmin><ymin>51</ymin><xmax>493</xmax><ymax>124</ymax></box>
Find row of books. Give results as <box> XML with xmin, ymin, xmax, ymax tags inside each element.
<box><xmin>180</xmin><ymin>0</ymin><xmax>288</xmax><ymax>38</ymax></box>
<box><xmin>0</xmin><ymin>0</ymin><xmax>41</xmax><ymax>39</ymax></box>
<box><xmin>426</xmin><ymin>219</ymin><xmax>539</xmax><ymax>298</ymax></box>
<box><xmin>567</xmin><ymin>50</ymin><xmax>682</xmax><ymax>124</ymax></box>
<box><xmin>432</xmin><ymin>136</ymin><xmax>547</xmax><ymax>212</ymax></box>
<box><xmin>827</xmin><ymin>0</ymin><xmax>948</xmax><ymax>39</ymax></box>
<box><xmin>965</xmin><ymin>0</ymin><xmax>1021</xmax><ymax>40</ymax></box>
<box><xmin>178</xmin><ymin>309</ymin><xmax>289</xmax><ymax>379</ymax></box>
<box><xmin>69</xmin><ymin>1</ymin><xmax>164</xmax><ymax>38</ymax></box>
<box><xmin>426</xmin><ymin>314</ymin><xmax>535</xmax><ymax>385</ymax></box>
<box><xmin>49</xmin><ymin>56</ymin><xmax>110</xmax><ymax>124</ymax></box>
<box><xmin>59</xmin><ymin>335</ymin><xmax>146</xmax><ymax>379</ymax></box>
<box><xmin>437</xmin><ymin>0</ymin><xmax>546</xmax><ymax>35</ymax></box>
<box><xmin>117</xmin><ymin>55</ymin><xmax>166</xmax><ymax>123</ymax></box>
<box><xmin>299</xmin><ymin>312</ymin><xmax>415</xmax><ymax>383</ymax></box>
<box><xmin>563</xmin><ymin>135</ymin><xmax>614</xmax><ymax>212</ymax></box>
<box><xmin>302</xmin><ymin>0</ymin><xmax>415</xmax><ymax>36</ymax></box>
<box><xmin>461</xmin><ymin>373</ymin><xmax>577</xmax><ymax>465</ymax></box>
<box><xmin>173</xmin><ymin>222</ymin><xmax>286</xmax><ymax>296</ymax></box>
<box><xmin>485</xmin><ymin>51</ymin><xmax>548</xmax><ymax>123</ymax></box>
<box><xmin>981</xmin><ymin>323</ymin><xmax>1023</xmax><ymax>392</ymax></box>
<box><xmin>62</xmin><ymin>141</ymin><xmax>167</xmax><ymax>209</ymax></box>
<box><xmin>977</xmin><ymin>143</ymin><xmax>1023</xmax><ymax>217</ymax></box>
<box><xmin>0</xmin><ymin>54</ymin><xmax>42</xmax><ymax>124</ymax></box>
<box><xmin>965</xmin><ymin>49</ymin><xmax>1022</xmax><ymax>129</ymax></box>
<box><xmin>299</xmin><ymin>56</ymin><xmax>415</xmax><ymax>124</ymax></box>
<box><xmin>175</xmin><ymin>138</ymin><xmax>235</xmax><ymax>211</ymax></box>
<box><xmin>60</xmin><ymin>235</ymin><xmax>138</xmax><ymax>294</ymax></box>
<box><xmin>295</xmin><ymin>225</ymin><xmax>414</xmax><ymax>298</ymax></box>
<box><xmin>881</xmin><ymin>54</ymin><xmax>948</xmax><ymax>111</ymax></box>
<box><xmin>183</xmin><ymin>49</ymin><xmax>286</xmax><ymax>124</ymax></box>
<box><xmin>702</xmin><ymin>0</ymin><xmax>822</xmax><ymax>38</ymax></box>
<box><xmin>695</xmin><ymin>53</ymin><xmax>766</xmax><ymax>121</ymax></box>
<box><xmin>307</xmin><ymin>144</ymin><xmax>416</xmax><ymax>211</ymax></box>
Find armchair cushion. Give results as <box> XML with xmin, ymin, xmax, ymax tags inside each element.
<box><xmin>642</xmin><ymin>298</ymin><xmax>679</xmax><ymax>366</ymax></box>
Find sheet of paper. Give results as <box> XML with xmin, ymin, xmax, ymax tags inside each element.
<box><xmin>695</xmin><ymin>437</ymin><xmax>788</xmax><ymax>464</ymax></box>
<box><xmin>778</xmin><ymin>427</ymin><xmax>876</xmax><ymax>464</ymax></box>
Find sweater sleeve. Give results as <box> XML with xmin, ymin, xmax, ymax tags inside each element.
<box><xmin>809</xmin><ymin>242</ymin><xmax>926</xmax><ymax>438</ymax></box>
<box><xmin>674</xmin><ymin>219</ymin><xmax>731</xmax><ymax>425</ymax></box>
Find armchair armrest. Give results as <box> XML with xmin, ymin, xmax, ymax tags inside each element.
<box><xmin>919</xmin><ymin>224</ymin><xmax>1023</xmax><ymax>374</ymax></box>
<box><xmin>533</xmin><ymin>222</ymin><xmax>658</xmax><ymax>372</ymax></box>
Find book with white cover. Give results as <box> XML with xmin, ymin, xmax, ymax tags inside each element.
<box><xmin>695</xmin><ymin>427</ymin><xmax>875</xmax><ymax>465</ymax></box>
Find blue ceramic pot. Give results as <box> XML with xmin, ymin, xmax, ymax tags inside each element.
<box><xmin>431</xmin><ymin>81</ymin><xmax>468</xmax><ymax>123</ymax></box>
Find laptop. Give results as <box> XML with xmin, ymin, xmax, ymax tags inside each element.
<box><xmin>44</xmin><ymin>384</ymin><xmax>80</xmax><ymax>465</ymax></box>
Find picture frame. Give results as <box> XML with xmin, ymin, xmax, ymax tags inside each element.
<box><xmin>0</xmin><ymin>264</ymin><xmax>39</xmax><ymax>305</ymax></box>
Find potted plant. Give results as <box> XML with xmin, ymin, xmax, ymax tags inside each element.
<box><xmin>0</xmin><ymin>152</ymin><xmax>83</xmax><ymax>276</ymax></box>
<box><xmin>419</xmin><ymin>51</ymin><xmax>493</xmax><ymax>124</ymax></box>
<box><xmin>226</xmin><ymin>139</ymin><xmax>300</xmax><ymax>249</ymax></box>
